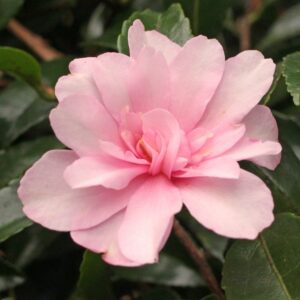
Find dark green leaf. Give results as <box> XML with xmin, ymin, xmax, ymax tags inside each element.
<box><xmin>0</xmin><ymin>181</ymin><xmax>32</xmax><ymax>243</ymax></box>
<box><xmin>223</xmin><ymin>213</ymin><xmax>300</xmax><ymax>300</ymax></box>
<box><xmin>0</xmin><ymin>47</ymin><xmax>41</xmax><ymax>89</ymax></box>
<box><xmin>0</xmin><ymin>0</ymin><xmax>24</xmax><ymax>29</ymax></box>
<box><xmin>0</xmin><ymin>257</ymin><xmax>24</xmax><ymax>291</ymax></box>
<box><xmin>258</xmin><ymin>3</ymin><xmax>300</xmax><ymax>50</ymax></box>
<box><xmin>140</xmin><ymin>287</ymin><xmax>181</xmax><ymax>300</ymax></box>
<box><xmin>0</xmin><ymin>136</ymin><xmax>62</xmax><ymax>188</ymax></box>
<box><xmin>282</xmin><ymin>52</ymin><xmax>300</xmax><ymax>106</ymax></box>
<box><xmin>112</xmin><ymin>253</ymin><xmax>204</xmax><ymax>287</ymax></box>
<box><xmin>76</xmin><ymin>251</ymin><xmax>115</xmax><ymax>300</ymax></box>
<box><xmin>117</xmin><ymin>3</ymin><xmax>192</xmax><ymax>54</ymax></box>
<box><xmin>0</xmin><ymin>81</ymin><xmax>54</xmax><ymax>147</ymax></box>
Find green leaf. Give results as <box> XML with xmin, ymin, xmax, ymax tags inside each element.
<box><xmin>223</xmin><ymin>213</ymin><xmax>300</xmax><ymax>300</ymax></box>
<box><xmin>0</xmin><ymin>257</ymin><xmax>24</xmax><ymax>291</ymax></box>
<box><xmin>117</xmin><ymin>3</ymin><xmax>192</xmax><ymax>54</ymax></box>
<box><xmin>0</xmin><ymin>181</ymin><xmax>32</xmax><ymax>243</ymax></box>
<box><xmin>258</xmin><ymin>3</ymin><xmax>300</xmax><ymax>50</ymax></box>
<box><xmin>0</xmin><ymin>0</ymin><xmax>24</xmax><ymax>29</ymax></box>
<box><xmin>112</xmin><ymin>253</ymin><xmax>204</xmax><ymax>287</ymax></box>
<box><xmin>140</xmin><ymin>287</ymin><xmax>181</xmax><ymax>300</ymax></box>
<box><xmin>0</xmin><ymin>81</ymin><xmax>54</xmax><ymax>147</ymax></box>
<box><xmin>0</xmin><ymin>136</ymin><xmax>62</xmax><ymax>188</ymax></box>
<box><xmin>0</xmin><ymin>47</ymin><xmax>54</xmax><ymax>101</ymax></box>
<box><xmin>180</xmin><ymin>211</ymin><xmax>227</xmax><ymax>262</ymax></box>
<box><xmin>76</xmin><ymin>251</ymin><xmax>115</xmax><ymax>300</ymax></box>
<box><xmin>282</xmin><ymin>52</ymin><xmax>300</xmax><ymax>106</ymax></box>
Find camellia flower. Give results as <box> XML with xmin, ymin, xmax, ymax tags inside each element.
<box><xmin>18</xmin><ymin>20</ymin><xmax>281</xmax><ymax>266</ymax></box>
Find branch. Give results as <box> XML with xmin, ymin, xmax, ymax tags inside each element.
<box><xmin>7</xmin><ymin>19</ymin><xmax>63</xmax><ymax>61</ymax></box>
<box><xmin>173</xmin><ymin>219</ymin><xmax>225</xmax><ymax>300</ymax></box>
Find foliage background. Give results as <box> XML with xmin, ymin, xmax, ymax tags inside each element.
<box><xmin>0</xmin><ymin>0</ymin><xmax>300</xmax><ymax>299</ymax></box>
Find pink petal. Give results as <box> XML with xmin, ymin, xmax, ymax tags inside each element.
<box><xmin>55</xmin><ymin>58</ymin><xmax>100</xmax><ymax>102</ymax></box>
<box><xmin>92</xmin><ymin>53</ymin><xmax>132</xmax><ymax>117</ymax></box>
<box><xmin>174</xmin><ymin>157</ymin><xmax>240</xmax><ymax>179</ymax></box>
<box><xmin>128</xmin><ymin>20</ymin><xmax>181</xmax><ymax>64</ymax></box>
<box><xmin>222</xmin><ymin>106</ymin><xmax>281</xmax><ymax>170</ymax></box>
<box><xmin>177</xmin><ymin>170</ymin><xmax>274</xmax><ymax>239</ymax></box>
<box><xmin>50</xmin><ymin>95</ymin><xmax>121</xmax><ymax>156</ymax></box>
<box><xmin>118</xmin><ymin>175</ymin><xmax>182</xmax><ymax>263</ymax></box>
<box><xmin>142</xmin><ymin>109</ymin><xmax>182</xmax><ymax>176</ymax></box>
<box><xmin>169</xmin><ymin>35</ymin><xmax>225</xmax><ymax>131</ymax></box>
<box><xmin>64</xmin><ymin>156</ymin><xmax>148</xmax><ymax>190</ymax></box>
<box><xmin>129</xmin><ymin>47</ymin><xmax>171</xmax><ymax>113</ymax></box>
<box><xmin>18</xmin><ymin>150</ymin><xmax>129</xmax><ymax>231</ymax></box>
<box><xmin>71</xmin><ymin>211</ymin><xmax>141</xmax><ymax>267</ymax></box>
<box><xmin>200</xmin><ymin>51</ymin><xmax>276</xmax><ymax>129</ymax></box>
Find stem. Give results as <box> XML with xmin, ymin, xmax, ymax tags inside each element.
<box><xmin>7</xmin><ymin>19</ymin><xmax>63</xmax><ymax>61</ymax></box>
<box><xmin>173</xmin><ymin>219</ymin><xmax>225</xmax><ymax>300</ymax></box>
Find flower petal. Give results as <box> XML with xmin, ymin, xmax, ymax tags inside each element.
<box><xmin>129</xmin><ymin>47</ymin><xmax>171</xmax><ymax>113</ymax></box>
<box><xmin>92</xmin><ymin>53</ymin><xmax>132</xmax><ymax>117</ymax></box>
<box><xmin>71</xmin><ymin>211</ymin><xmax>141</xmax><ymax>266</ymax></box>
<box><xmin>174</xmin><ymin>157</ymin><xmax>240</xmax><ymax>179</ymax></box>
<box><xmin>64</xmin><ymin>156</ymin><xmax>148</xmax><ymax>190</ymax></box>
<box><xmin>50</xmin><ymin>95</ymin><xmax>121</xmax><ymax>156</ymax></box>
<box><xmin>169</xmin><ymin>35</ymin><xmax>225</xmax><ymax>131</ymax></box>
<box><xmin>55</xmin><ymin>58</ymin><xmax>100</xmax><ymax>102</ymax></box>
<box><xmin>18</xmin><ymin>150</ymin><xmax>129</xmax><ymax>231</ymax></box>
<box><xmin>201</xmin><ymin>51</ymin><xmax>276</xmax><ymax>129</ymax></box>
<box><xmin>118</xmin><ymin>175</ymin><xmax>182</xmax><ymax>263</ymax></box>
<box><xmin>128</xmin><ymin>20</ymin><xmax>181</xmax><ymax>64</ymax></box>
<box><xmin>177</xmin><ymin>170</ymin><xmax>274</xmax><ymax>239</ymax></box>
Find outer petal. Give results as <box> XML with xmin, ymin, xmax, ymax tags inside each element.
<box><xmin>174</xmin><ymin>157</ymin><xmax>240</xmax><ymax>179</ymax></box>
<box><xmin>222</xmin><ymin>106</ymin><xmax>281</xmax><ymax>170</ymax></box>
<box><xmin>64</xmin><ymin>156</ymin><xmax>148</xmax><ymax>190</ymax></box>
<box><xmin>169</xmin><ymin>35</ymin><xmax>225</xmax><ymax>131</ymax></box>
<box><xmin>18</xmin><ymin>150</ymin><xmax>129</xmax><ymax>231</ymax></box>
<box><xmin>177</xmin><ymin>170</ymin><xmax>274</xmax><ymax>239</ymax></box>
<box><xmin>71</xmin><ymin>211</ymin><xmax>141</xmax><ymax>267</ymax></box>
<box><xmin>200</xmin><ymin>51</ymin><xmax>276</xmax><ymax>129</ymax></box>
<box><xmin>55</xmin><ymin>58</ymin><xmax>100</xmax><ymax>102</ymax></box>
<box><xmin>92</xmin><ymin>53</ymin><xmax>132</xmax><ymax>117</ymax></box>
<box><xmin>128</xmin><ymin>20</ymin><xmax>181</xmax><ymax>64</ymax></box>
<box><xmin>50</xmin><ymin>95</ymin><xmax>121</xmax><ymax>156</ymax></box>
<box><xmin>118</xmin><ymin>175</ymin><xmax>182</xmax><ymax>263</ymax></box>
<box><xmin>128</xmin><ymin>47</ymin><xmax>171</xmax><ymax>113</ymax></box>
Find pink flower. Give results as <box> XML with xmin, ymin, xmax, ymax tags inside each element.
<box><xmin>18</xmin><ymin>20</ymin><xmax>281</xmax><ymax>266</ymax></box>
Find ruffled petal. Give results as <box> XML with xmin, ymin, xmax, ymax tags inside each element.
<box><xmin>177</xmin><ymin>170</ymin><xmax>274</xmax><ymax>239</ymax></box>
<box><xmin>118</xmin><ymin>175</ymin><xmax>182</xmax><ymax>263</ymax></box>
<box><xmin>18</xmin><ymin>150</ymin><xmax>129</xmax><ymax>231</ymax></box>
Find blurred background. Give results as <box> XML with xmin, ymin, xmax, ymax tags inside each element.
<box><xmin>0</xmin><ymin>0</ymin><xmax>300</xmax><ymax>299</ymax></box>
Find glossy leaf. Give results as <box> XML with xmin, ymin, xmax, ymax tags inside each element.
<box><xmin>0</xmin><ymin>181</ymin><xmax>32</xmax><ymax>243</ymax></box>
<box><xmin>112</xmin><ymin>253</ymin><xmax>204</xmax><ymax>287</ymax></box>
<box><xmin>282</xmin><ymin>52</ymin><xmax>300</xmax><ymax>106</ymax></box>
<box><xmin>0</xmin><ymin>136</ymin><xmax>62</xmax><ymax>188</ymax></box>
<box><xmin>117</xmin><ymin>3</ymin><xmax>192</xmax><ymax>54</ymax></box>
<box><xmin>223</xmin><ymin>213</ymin><xmax>300</xmax><ymax>300</ymax></box>
<box><xmin>0</xmin><ymin>81</ymin><xmax>54</xmax><ymax>147</ymax></box>
<box><xmin>140</xmin><ymin>287</ymin><xmax>182</xmax><ymax>300</ymax></box>
<box><xmin>0</xmin><ymin>47</ymin><xmax>54</xmax><ymax>101</ymax></box>
<box><xmin>76</xmin><ymin>251</ymin><xmax>115</xmax><ymax>300</ymax></box>
<box><xmin>0</xmin><ymin>0</ymin><xmax>23</xmax><ymax>29</ymax></box>
<box><xmin>259</xmin><ymin>3</ymin><xmax>300</xmax><ymax>50</ymax></box>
